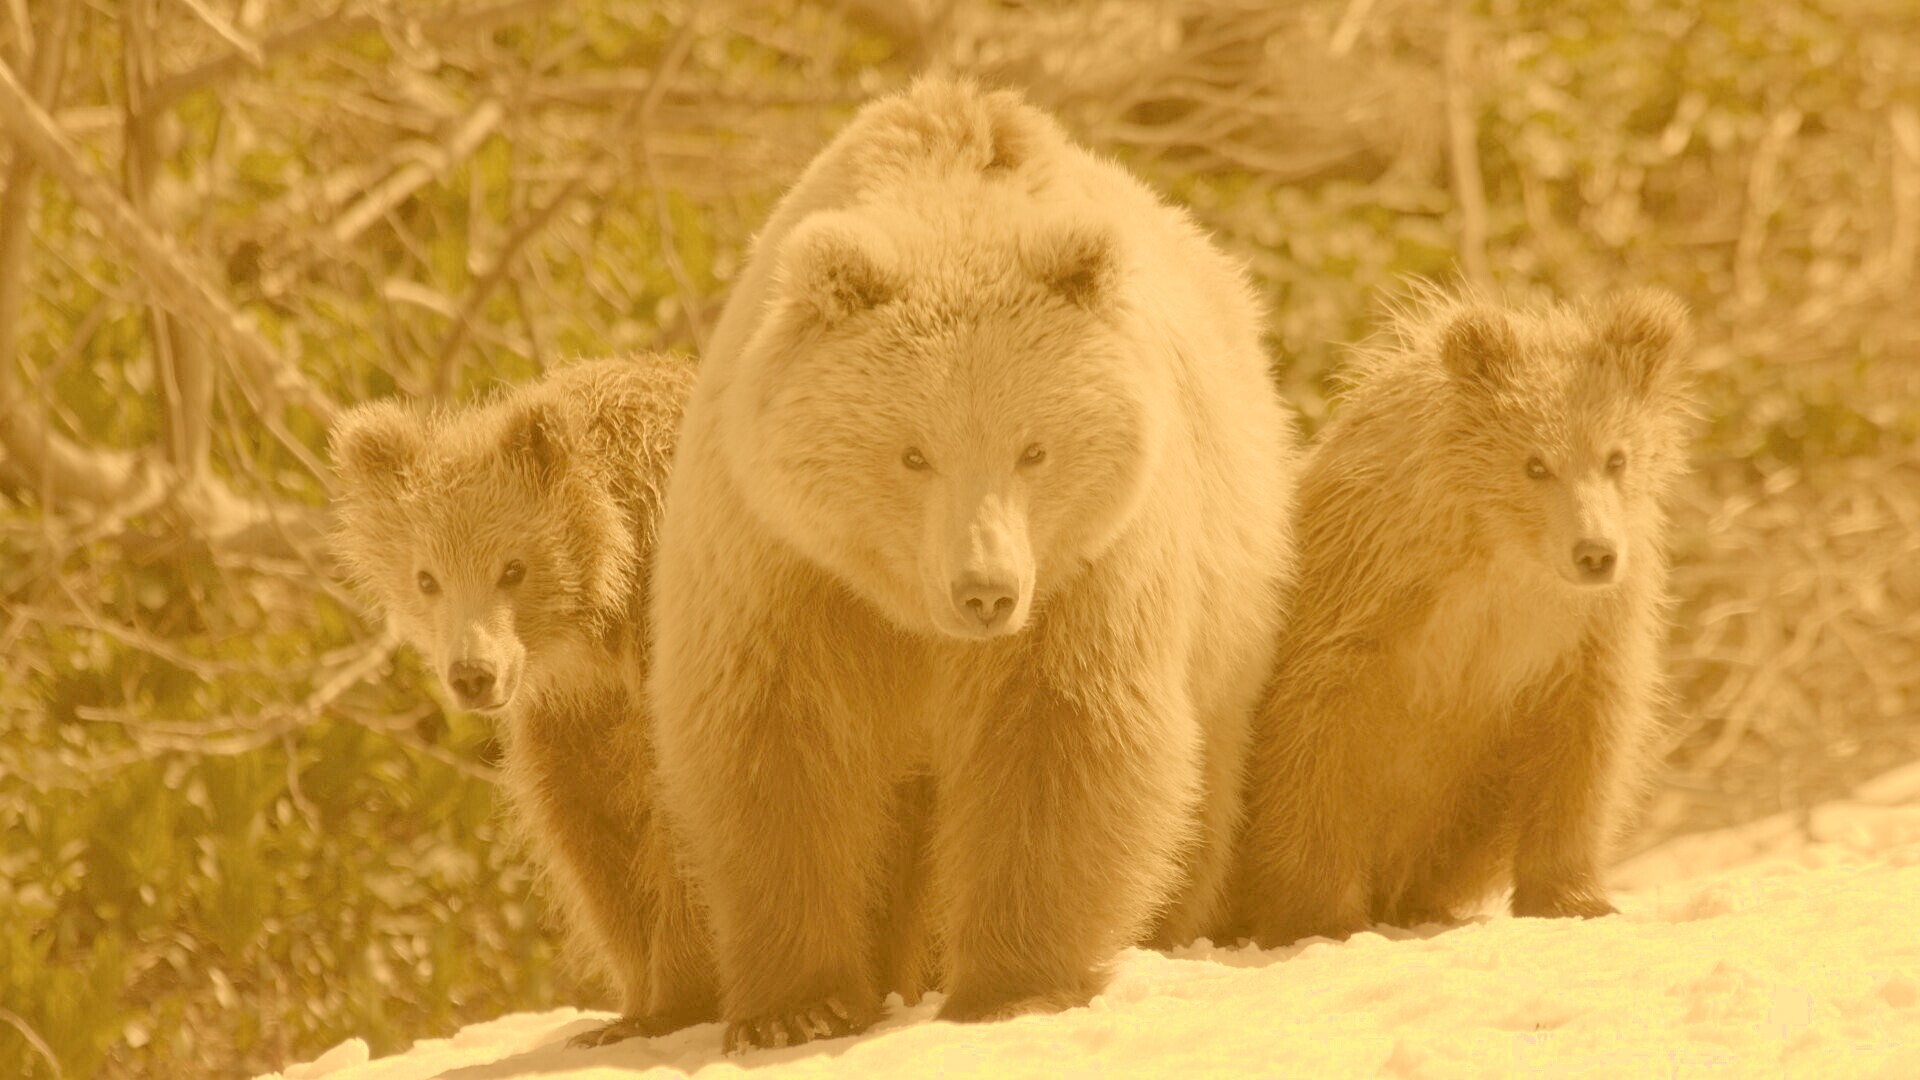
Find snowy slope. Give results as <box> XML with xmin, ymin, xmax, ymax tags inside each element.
<box><xmin>269</xmin><ymin>765</ymin><xmax>1920</xmax><ymax>1080</ymax></box>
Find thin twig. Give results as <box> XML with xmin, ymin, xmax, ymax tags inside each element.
<box><xmin>137</xmin><ymin>0</ymin><xmax>570</xmax><ymax>123</ymax></box>
<box><xmin>1328</xmin><ymin>0</ymin><xmax>1377</xmax><ymax>57</ymax></box>
<box><xmin>78</xmin><ymin>631</ymin><xmax>405</xmax><ymax>760</ymax></box>
<box><xmin>125</xmin><ymin>0</ymin><xmax>215</xmax><ymax>482</ymax></box>
<box><xmin>328</xmin><ymin>99</ymin><xmax>505</xmax><ymax>249</ymax></box>
<box><xmin>0</xmin><ymin>1007</ymin><xmax>61</xmax><ymax>1080</ymax></box>
<box><xmin>1886</xmin><ymin>104</ymin><xmax>1918</xmax><ymax>290</ymax></box>
<box><xmin>431</xmin><ymin>169</ymin><xmax>588</xmax><ymax>395</ymax></box>
<box><xmin>170</xmin><ymin>0</ymin><xmax>265</xmax><ymax>67</ymax></box>
<box><xmin>430</xmin><ymin>22</ymin><xmax>703</xmax><ymax>389</ymax></box>
<box><xmin>1444</xmin><ymin>1</ymin><xmax>1491</xmax><ymax>291</ymax></box>
<box><xmin>1733</xmin><ymin>107</ymin><xmax>1803</xmax><ymax>308</ymax></box>
<box><xmin>631</xmin><ymin>24</ymin><xmax>708</xmax><ymax>357</ymax></box>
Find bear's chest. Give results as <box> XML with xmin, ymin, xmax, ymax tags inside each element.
<box><xmin>1400</xmin><ymin>566</ymin><xmax>1589</xmax><ymax>724</ymax></box>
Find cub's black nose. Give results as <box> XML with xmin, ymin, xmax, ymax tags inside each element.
<box><xmin>448</xmin><ymin>659</ymin><xmax>496</xmax><ymax>705</ymax></box>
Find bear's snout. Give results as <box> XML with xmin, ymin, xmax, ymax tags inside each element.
<box><xmin>952</xmin><ymin>572</ymin><xmax>1020</xmax><ymax>634</ymax></box>
<box><xmin>1570</xmin><ymin>538</ymin><xmax>1619</xmax><ymax>586</ymax></box>
<box><xmin>447</xmin><ymin>658</ymin><xmax>498</xmax><ymax>709</ymax></box>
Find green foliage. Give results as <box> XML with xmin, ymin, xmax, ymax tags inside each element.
<box><xmin>1</xmin><ymin>565</ymin><xmax>561</xmax><ymax>1076</ymax></box>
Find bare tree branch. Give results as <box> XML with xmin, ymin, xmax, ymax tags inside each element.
<box><xmin>0</xmin><ymin>53</ymin><xmax>338</xmax><ymax>426</ymax></box>
<box><xmin>124</xmin><ymin>0</ymin><xmax>216</xmax><ymax>482</ymax></box>
<box><xmin>329</xmin><ymin>99</ymin><xmax>505</xmax><ymax>249</ymax></box>
<box><xmin>0</xmin><ymin>1006</ymin><xmax>61</xmax><ymax>1080</ymax></box>
<box><xmin>1328</xmin><ymin>0</ymin><xmax>1379</xmax><ymax>57</ymax></box>
<box><xmin>170</xmin><ymin>0</ymin><xmax>266</xmax><ymax>68</ymax></box>
<box><xmin>430</xmin><ymin>169</ymin><xmax>584</xmax><ymax>394</ymax></box>
<box><xmin>3</xmin><ymin>0</ymin><xmax>32</xmax><ymax>66</ymax></box>
<box><xmin>78</xmin><ymin>630</ymin><xmax>406</xmax><ymax>760</ymax></box>
<box><xmin>1444</xmin><ymin>1</ymin><xmax>1491</xmax><ymax>291</ymax></box>
<box><xmin>637</xmin><ymin>24</ymin><xmax>711</xmax><ymax>359</ymax></box>
<box><xmin>137</xmin><ymin>0</ymin><xmax>569</xmax><ymax>124</ymax></box>
<box><xmin>431</xmin><ymin>22</ymin><xmax>703</xmax><ymax>389</ymax></box>
<box><xmin>1886</xmin><ymin>104</ymin><xmax>1918</xmax><ymax>291</ymax></box>
<box><xmin>1734</xmin><ymin>107</ymin><xmax>1803</xmax><ymax>308</ymax></box>
<box><xmin>0</xmin><ymin>20</ymin><xmax>323</xmax><ymax>560</ymax></box>
<box><xmin>0</xmin><ymin>1</ymin><xmax>156</xmax><ymax>506</ymax></box>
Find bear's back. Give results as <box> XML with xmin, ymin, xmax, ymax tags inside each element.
<box><xmin>529</xmin><ymin>355</ymin><xmax>697</xmax><ymax>554</ymax></box>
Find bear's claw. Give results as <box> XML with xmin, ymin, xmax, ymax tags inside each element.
<box><xmin>568</xmin><ymin>1011</ymin><xmax>695</xmax><ymax>1049</ymax></box>
<box><xmin>1512</xmin><ymin>886</ymin><xmax>1618</xmax><ymax>921</ymax></box>
<box><xmin>722</xmin><ymin>995</ymin><xmax>873</xmax><ymax>1054</ymax></box>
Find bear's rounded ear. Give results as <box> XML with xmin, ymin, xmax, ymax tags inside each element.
<box><xmin>1026</xmin><ymin>222</ymin><xmax>1120</xmax><ymax>311</ymax></box>
<box><xmin>1593</xmin><ymin>287</ymin><xmax>1692</xmax><ymax>397</ymax></box>
<box><xmin>1440</xmin><ymin>307</ymin><xmax>1522</xmax><ymax>391</ymax></box>
<box><xmin>501</xmin><ymin>399</ymin><xmax>570</xmax><ymax>487</ymax></box>
<box><xmin>848</xmin><ymin>77</ymin><xmax>1043</xmax><ymax>187</ymax></box>
<box><xmin>978</xmin><ymin>87</ymin><xmax>1044</xmax><ymax>172</ymax></box>
<box><xmin>331</xmin><ymin>401</ymin><xmax>424</xmax><ymax>497</ymax></box>
<box><xmin>777</xmin><ymin>215</ymin><xmax>900</xmax><ymax>326</ymax></box>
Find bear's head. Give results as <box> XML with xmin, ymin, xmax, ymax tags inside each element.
<box><xmin>1438</xmin><ymin>288</ymin><xmax>1694</xmax><ymax>590</ymax></box>
<box><xmin>724</xmin><ymin>199</ymin><xmax>1165</xmax><ymax>641</ymax></box>
<box><xmin>330</xmin><ymin>391</ymin><xmax>634</xmax><ymax>712</ymax></box>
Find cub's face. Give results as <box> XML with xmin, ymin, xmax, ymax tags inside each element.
<box><xmin>728</xmin><ymin>207</ymin><xmax>1159</xmax><ymax>640</ymax></box>
<box><xmin>1439</xmin><ymin>290</ymin><xmax>1693</xmax><ymax>590</ymax></box>
<box><xmin>331</xmin><ymin>399</ymin><xmax>610</xmax><ymax>712</ymax></box>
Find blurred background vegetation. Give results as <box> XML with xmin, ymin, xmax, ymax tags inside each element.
<box><xmin>1</xmin><ymin>0</ymin><xmax>1915</xmax><ymax>1075</ymax></box>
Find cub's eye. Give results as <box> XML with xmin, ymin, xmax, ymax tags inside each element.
<box><xmin>1019</xmin><ymin>443</ymin><xmax>1047</xmax><ymax>467</ymax></box>
<box><xmin>498</xmin><ymin>560</ymin><xmax>525</xmax><ymax>587</ymax></box>
<box><xmin>1525</xmin><ymin>457</ymin><xmax>1552</xmax><ymax>480</ymax></box>
<box><xmin>901</xmin><ymin>447</ymin><xmax>931</xmax><ymax>471</ymax></box>
<box><xmin>1606</xmin><ymin>451</ymin><xmax>1628</xmax><ymax>473</ymax></box>
<box><xmin>417</xmin><ymin>571</ymin><xmax>439</xmax><ymax>595</ymax></box>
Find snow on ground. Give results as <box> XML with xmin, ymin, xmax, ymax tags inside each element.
<box><xmin>268</xmin><ymin>763</ymin><xmax>1920</xmax><ymax>1080</ymax></box>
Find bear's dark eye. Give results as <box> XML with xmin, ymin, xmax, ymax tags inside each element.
<box><xmin>1019</xmin><ymin>443</ymin><xmax>1046</xmax><ymax>467</ymax></box>
<box><xmin>1606</xmin><ymin>451</ymin><xmax>1628</xmax><ymax>473</ymax></box>
<box><xmin>1525</xmin><ymin>457</ymin><xmax>1552</xmax><ymax>480</ymax></box>
<box><xmin>901</xmin><ymin>447</ymin><xmax>931</xmax><ymax>471</ymax></box>
<box><xmin>498</xmin><ymin>560</ymin><xmax>525</xmax><ymax>587</ymax></box>
<box><xmin>417</xmin><ymin>570</ymin><xmax>439</xmax><ymax>595</ymax></box>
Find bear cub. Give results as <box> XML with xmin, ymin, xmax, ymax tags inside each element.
<box><xmin>1233</xmin><ymin>287</ymin><xmax>1694</xmax><ymax>947</ymax></box>
<box><xmin>329</xmin><ymin>355</ymin><xmax>717</xmax><ymax>1045</ymax></box>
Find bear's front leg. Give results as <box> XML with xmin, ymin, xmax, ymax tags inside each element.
<box><xmin>1232</xmin><ymin>658</ymin><xmax>1382</xmax><ymax>949</ymax></box>
<box><xmin>930</xmin><ymin>574</ymin><xmax>1201</xmax><ymax>1023</ymax></box>
<box><xmin>570</xmin><ymin>808</ymin><xmax>722</xmax><ymax>1048</ymax></box>
<box><xmin>1232</xmin><ymin>758</ymin><xmax>1373</xmax><ymax>948</ymax></box>
<box><xmin>503</xmin><ymin>687</ymin><xmax>716</xmax><ymax>1049</ymax></box>
<box><xmin>1507</xmin><ymin>637</ymin><xmax>1638</xmax><ymax>921</ymax></box>
<box><xmin>652</xmin><ymin>575</ymin><xmax>904</xmax><ymax>1053</ymax></box>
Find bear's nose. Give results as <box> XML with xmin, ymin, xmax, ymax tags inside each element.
<box><xmin>1572</xmin><ymin>539</ymin><xmax>1618</xmax><ymax>583</ymax></box>
<box><xmin>952</xmin><ymin>573</ymin><xmax>1018</xmax><ymax>633</ymax></box>
<box><xmin>447</xmin><ymin>659</ymin><xmax>496</xmax><ymax>705</ymax></box>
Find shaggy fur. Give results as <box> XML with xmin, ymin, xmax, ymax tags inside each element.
<box><xmin>329</xmin><ymin>356</ymin><xmax>719</xmax><ymax>1044</ymax></box>
<box><xmin>648</xmin><ymin>77</ymin><xmax>1300</xmax><ymax>1050</ymax></box>
<box><xmin>1231</xmin><ymin>287</ymin><xmax>1694</xmax><ymax>948</ymax></box>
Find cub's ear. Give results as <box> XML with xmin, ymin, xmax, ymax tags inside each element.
<box><xmin>776</xmin><ymin>215</ymin><xmax>900</xmax><ymax>326</ymax></box>
<box><xmin>501</xmin><ymin>399</ymin><xmax>570</xmax><ymax>487</ymax></box>
<box><xmin>1439</xmin><ymin>306</ymin><xmax>1523</xmax><ymax>390</ymax></box>
<box><xmin>1025</xmin><ymin>221</ymin><xmax>1120</xmax><ymax>311</ymax></box>
<box><xmin>331</xmin><ymin>401</ymin><xmax>424</xmax><ymax>497</ymax></box>
<box><xmin>1594</xmin><ymin>287</ymin><xmax>1692</xmax><ymax>396</ymax></box>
